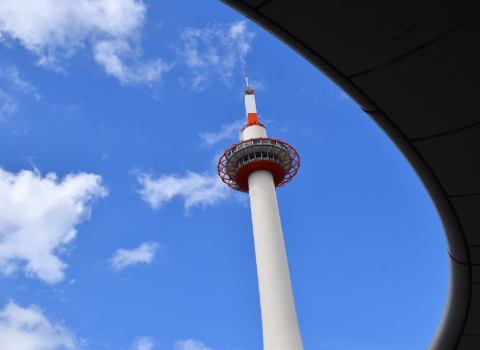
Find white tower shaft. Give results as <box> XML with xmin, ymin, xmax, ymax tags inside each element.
<box><xmin>243</xmin><ymin>127</ymin><xmax>304</xmax><ymax>350</ymax></box>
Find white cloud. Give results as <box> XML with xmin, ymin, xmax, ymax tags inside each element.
<box><xmin>178</xmin><ymin>21</ymin><xmax>255</xmax><ymax>91</ymax></box>
<box><xmin>245</xmin><ymin>79</ymin><xmax>266</xmax><ymax>93</ymax></box>
<box><xmin>0</xmin><ymin>301</ymin><xmax>77</xmax><ymax>350</ymax></box>
<box><xmin>199</xmin><ymin>119</ymin><xmax>244</xmax><ymax>145</ymax></box>
<box><xmin>174</xmin><ymin>340</ymin><xmax>211</xmax><ymax>350</ymax></box>
<box><xmin>328</xmin><ymin>89</ymin><xmax>351</xmax><ymax>103</ymax></box>
<box><xmin>5</xmin><ymin>67</ymin><xmax>41</xmax><ymax>101</ymax></box>
<box><xmin>0</xmin><ymin>0</ymin><xmax>167</xmax><ymax>84</ymax></box>
<box><xmin>109</xmin><ymin>241</ymin><xmax>160</xmax><ymax>271</ymax></box>
<box><xmin>0</xmin><ymin>89</ymin><xmax>17</xmax><ymax>119</ymax></box>
<box><xmin>93</xmin><ymin>39</ymin><xmax>170</xmax><ymax>85</ymax></box>
<box><xmin>337</xmin><ymin>91</ymin><xmax>349</xmax><ymax>102</ymax></box>
<box><xmin>130</xmin><ymin>336</ymin><xmax>154</xmax><ymax>350</ymax></box>
<box><xmin>136</xmin><ymin>171</ymin><xmax>229</xmax><ymax>212</ymax></box>
<box><xmin>0</xmin><ymin>167</ymin><xmax>108</xmax><ymax>283</ymax></box>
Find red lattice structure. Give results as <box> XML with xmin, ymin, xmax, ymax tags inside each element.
<box><xmin>218</xmin><ymin>137</ymin><xmax>300</xmax><ymax>193</ymax></box>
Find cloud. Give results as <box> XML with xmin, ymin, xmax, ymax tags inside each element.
<box><xmin>328</xmin><ymin>89</ymin><xmax>351</xmax><ymax>103</ymax></box>
<box><xmin>174</xmin><ymin>340</ymin><xmax>212</xmax><ymax>350</ymax></box>
<box><xmin>109</xmin><ymin>241</ymin><xmax>161</xmax><ymax>271</ymax></box>
<box><xmin>245</xmin><ymin>79</ymin><xmax>266</xmax><ymax>92</ymax></box>
<box><xmin>0</xmin><ymin>301</ymin><xmax>77</xmax><ymax>350</ymax></box>
<box><xmin>136</xmin><ymin>171</ymin><xmax>229</xmax><ymax>212</ymax></box>
<box><xmin>178</xmin><ymin>21</ymin><xmax>255</xmax><ymax>91</ymax></box>
<box><xmin>5</xmin><ymin>67</ymin><xmax>41</xmax><ymax>101</ymax></box>
<box><xmin>199</xmin><ymin>119</ymin><xmax>244</xmax><ymax>145</ymax></box>
<box><xmin>0</xmin><ymin>89</ymin><xmax>17</xmax><ymax>120</ymax></box>
<box><xmin>130</xmin><ymin>336</ymin><xmax>154</xmax><ymax>350</ymax></box>
<box><xmin>0</xmin><ymin>0</ymin><xmax>167</xmax><ymax>84</ymax></box>
<box><xmin>0</xmin><ymin>167</ymin><xmax>108</xmax><ymax>283</ymax></box>
<box><xmin>93</xmin><ymin>40</ymin><xmax>170</xmax><ymax>85</ymax></box>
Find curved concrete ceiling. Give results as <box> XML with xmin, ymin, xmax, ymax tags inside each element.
<box><xmin>219</xmin><ymin>1</ymin><xmax>480</xmax><ymax>349</ymax></box>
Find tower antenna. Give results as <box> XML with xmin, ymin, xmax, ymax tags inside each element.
<box><xmin>245</xmin><ymin>67</ymin><xmax>250</xmax><ymax>93</ymax></box>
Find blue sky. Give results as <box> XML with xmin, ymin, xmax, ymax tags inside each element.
<box><xmin>0</xmin><ymin>1</ymin><xmax>448</xmax><ymax>350</ymax></box>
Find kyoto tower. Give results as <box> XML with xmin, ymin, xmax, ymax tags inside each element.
<box><xmin>218</xmin><ymin>69</ymin><xmax>302</xmax><ymax>350</ymax></box>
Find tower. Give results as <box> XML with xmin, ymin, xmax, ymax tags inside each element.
<box><xmin>218</xmin><ymin>69</ymin><xmax>303</xmax><ymax>350</ymax></box>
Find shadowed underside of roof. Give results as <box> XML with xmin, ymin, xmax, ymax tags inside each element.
<box><xmin>219</xmin><ymin>1</ymin><xmax>480</xmax><ymax>349</ymax></box>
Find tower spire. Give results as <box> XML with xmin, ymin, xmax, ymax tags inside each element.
<box><xmin>244</xmin><ymin>69</ymin><xmax>260</xmax><ymax>126</ymax></box>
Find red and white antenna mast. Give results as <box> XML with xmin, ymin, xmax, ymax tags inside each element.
<box><xmin>244</xmin><ymin>68</ymin><xmax>260</xmax><ymax>127</ymax></box>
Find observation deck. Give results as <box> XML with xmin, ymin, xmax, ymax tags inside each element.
<box><xmin>218</xmin><ymin>137</ymin><xmax>300</xmax><ymax>193</ymax></box>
